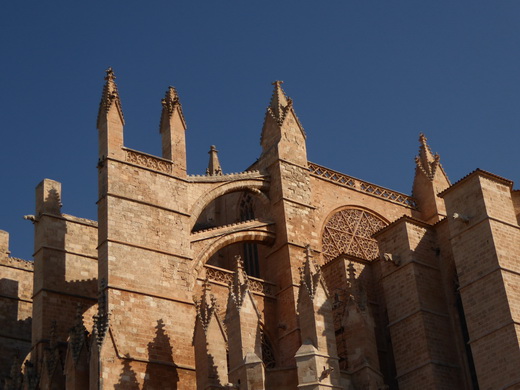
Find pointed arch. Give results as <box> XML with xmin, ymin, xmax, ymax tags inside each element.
<box><xmin>189</xmin><ymin>179</ymin><xmax>270</xmax><ymax>230</ymax></box>
<box><xmin>190</xmin><ymin>229</ymin><xmax>275</xmax><ymax>290</ymax></box>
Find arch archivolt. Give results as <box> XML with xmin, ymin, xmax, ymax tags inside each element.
<box><xmin>190</xmin><ymin>227</ymin><xmax>275</xmax><ymax>290</ymax></box>
<box><xmin>189</xmin><ymin>179</ymin><xmax>270</xmax><ymax>230</ymax></box>
<box><xmin>320</xmin><ymin>205</ymin><xmax>388</xmax><ymax>263</ymax></box>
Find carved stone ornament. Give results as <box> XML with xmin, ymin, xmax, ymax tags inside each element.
<box><xmin>381</xmin><ymin>252</ymin><xmax>401</xmax><ymax>266</ymax></box>
<box><xmin>322</xmin><ymin>208</ymin><xmax>387</xmax><ymax>263</ymax></box>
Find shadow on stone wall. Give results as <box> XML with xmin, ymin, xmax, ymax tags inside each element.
<box><xmin>114</xmin><ymin>357</ymin><xmax>140</xmax><ymax>390</ymax></box>
<box><xmin>115</xmin><ymin>319</ymin><xmax>179</xmax><ymax>389</ymax></box>
<box><xmin>0</xmin><ymin>278</ymin><xmax>32</xmax><ymax>387</ymax></box>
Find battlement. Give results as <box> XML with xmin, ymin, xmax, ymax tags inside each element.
<box><xmin>0</xmin><ymin>255</ymin><xmax>34</xmax><ymax>271</ymax></box>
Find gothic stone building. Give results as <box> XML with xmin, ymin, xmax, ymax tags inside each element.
<box><xmin>1</xmin><ymin>69</ymin><xmax>520</xmax><ymax>390</ymax></box>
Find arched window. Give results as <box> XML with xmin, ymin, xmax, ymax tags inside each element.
<box><xmin>240</xmin><ymin>194</ymin><xmax>260</xmax><ymax>278</ymax></box>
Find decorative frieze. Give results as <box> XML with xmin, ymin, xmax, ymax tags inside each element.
<box><xmin>125</xmin><ymin>148</ymin><xmax>173</xmax><ymax>174</ymax></box>
<box><xmin>204</xmin><ymin>264</ymin><xmax>276</xmax><ymax>297</ymax></box>
<box><xmin>308</xmin><ymin>162</ymin><xmax>417</xmax><ymax>208</ymax></box>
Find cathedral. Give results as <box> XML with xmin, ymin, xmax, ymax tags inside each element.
<box><xmin>1</xmin><ymin>69</ymin><xmax>519</xmax><ymax>390</ymax></box>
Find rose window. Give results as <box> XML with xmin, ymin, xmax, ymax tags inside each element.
<box><xmin>322</xmin><ymin>208</ymin><xmax>387</xmax><ymax>263</ymax></box>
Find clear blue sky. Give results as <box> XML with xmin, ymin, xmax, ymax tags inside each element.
<box><xmin>1</xmin><ymin>1</ymin><xmax>519</xmax><ymax>260</ymax></box>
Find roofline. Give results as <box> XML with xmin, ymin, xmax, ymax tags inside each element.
<box><xmin>372</xmin><ymin>215</ymin><xmax>432</xmax><ymax>237</ymax></box>
<box><xmin>438</xmin><ymin>168</ymin><xmax>513</xmax><ymax>198</ymax></box>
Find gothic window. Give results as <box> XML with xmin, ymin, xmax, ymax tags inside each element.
<box><xmin>240</xmin><ymin>194</ymin><xmax>260</xmax><ymax>278</ymax></box>
<box><xmin>260</xmin><ymin>329</ymin><xmax>276</xmax><ymax>369</ymax></box>
<box><xmin>239</xmin><ymin>193</ymin><xmax>255</xmax><ymax>221</ymax></box>
<box><xmin>321</xmin><ymin>208</ymin><xmax>387</xmax><ymax>263</ymax></box>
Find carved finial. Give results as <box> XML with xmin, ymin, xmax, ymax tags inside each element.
<box><xmin>97</xmin><ymin>67</ymin><xmax>124</xmax><ymax>128</ymax></box>
<box><xmin>70</xmin><ymin>303</ymin><xmax>88</xmax><ymax>363</ymax></box>
<box><xmin>415</xmin><ymin>133</ymin><xmax>441</xmax><ymax>181</ymax></box>
<box><xmin>206</xmin><ymin>145</ymin><xmax>223</xmax><ymax>176</ymax></box>
<box><xmin>93</xmin><ymin>278</ymin><xmax>109</xmax><ymax>347</ymax></box>
<box><xmin>228</xmin><ymin>255</ymin><xmax>249</xmax><ymax>310</ymax></box>
<box><xmin>45</xmin><ymin>321</ymin><xmax>61</xmax><ymax>378</ymax></box>
<box><xmin>159</xmin><ymin>85</ymin><xmax>187</xmax><ymax>134</ymax></box>
<box><xmin>194</xmin><ymin>278</ymin><xmax>219</xmax><ymax>334</ymax></box>
<box><xmin>161</xmin><ymin>86</ymin><xmax>180</xmax><ymax>118</ymax></box>
<box><xmin>299</xmin><ymin>245</ymin><xmax>321</xmax><ymax>300</ymax></box>
<box><xmin>268</xmin><ymin>80</ymin><xmax>289</xmax><ymax>125</ymax></box>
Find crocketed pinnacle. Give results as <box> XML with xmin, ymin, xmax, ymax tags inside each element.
<box><xmin>194</xmin><ymin>278</ymin><xmax>218</xmax><ymax>334</ymax></box>
<box><xmin>299</xmin><ymin>245</ymin><xmax>321</xmax><ymax>301</ymax></box>
<box><xmin>267</xmin><ymin>80</ymin><xmax>292</xmax><ymax>125</ymax></box>
<box><xmin>69</xmin><ymin>303</ymin><xmax>88</xmax><ymax>363</ymax></box>
<box><xmin>228</xmin><ymin>255</ymin><xmax>249</xmax><ymax>310</ymax></box>
<box><xmin>97</xmin><ymin>67</ymin><xmax>125</xmax><ymax>128</ymax></box>
<box><xmin>45</xmin><ymin>321</ymin><xmax>60</xmax><ymax>378</ymax></box>
<box><xmin>206</xmin><ymin>145</ymin><xmax>223</xmax><ymax>176</ymax></box>
<box><xmin>415</xmin><ymin>133</ymin><xmax>441</xmax><ymax>181</ymax></box>
<box><xmin>159</xmin><ymin>85</ymin><xmax>187</xmax><ymax>132</ymax></box>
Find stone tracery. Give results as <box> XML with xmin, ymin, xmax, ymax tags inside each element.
<box><xmin>322</xmin><ymin>208</ymin><xmax>387</xmax><ymax>263</ymax></box>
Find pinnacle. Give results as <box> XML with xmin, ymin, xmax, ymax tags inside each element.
<box><xmin>162</xmin><ymin>86</ymin><xmax>180</xmax><ymax>112</ymax></box>
<box><xmin>261</xmin><ymin>80</ymin><xmax>305</xmax><ymax>141</ymax></box>
<box><xmin>299</xmin><ymin>245</ymin><xmax>320</xmax><ymax>300</ymax></box>
<box><xmin>418</xmin><ymin>133</ymin><xmax>437</xmax><ymax>164</ymax></box>
<box><xmin>415</xmin><ymin>132</ymin><xmax>440</xmax><ymax>181</ymax></box>
<box><xmin>97</xmin><ymin>67</ymin><xmax>124</xmax><ymax>127</ymax></box>
<box><xmin>105</xmin><ymin>67</ymin><xmax>116</xmax><ymax>82</ymax></box>
<box><xmin>270</xmin><ymin>80</ymin><xmax>289</xmax><ymax>111</ymax></box>
<box><xmin>228</xmin><ymin>255</ymin><xmax>249</xmax><ymax>310</ymax></box>
<box><xmin>159</xmin><ymin>84</ymin><xmax>186</xmax><ymax>132</ymax></box>
<box><xmin>206</xmin><ymin>145</ymin><xmax>223</xmax><ymax>176</ymax></box>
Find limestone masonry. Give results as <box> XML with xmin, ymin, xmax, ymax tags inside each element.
<box><xmin>1</xmin><ymin>69</ymin><xmax>519</xmax><ymax>389</ymax></box>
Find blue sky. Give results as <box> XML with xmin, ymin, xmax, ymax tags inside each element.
<box><xmin>1</xmin><ymin>1</ymin><xmax>519</xmax><ymax>260</ymax></box>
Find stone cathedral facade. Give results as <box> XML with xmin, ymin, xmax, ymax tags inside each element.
<box><xmin>1</xmin><ymin>69</ymin><xmax>520</xmax><ymax>390</ymax></box>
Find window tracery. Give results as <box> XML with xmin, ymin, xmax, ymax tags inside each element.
<box><xmin>240</xmin><ymin>194</ymin><xmax>260</xmax><ymax>277</ymax></box>
<box><xmin>322</xmin><ymin>208</ymin><xmax>386</xmax><ymax>263</ymax></box>
<box><xmin>260</xmin><ymin>329</ymin><xmax>276</xmax><ymax>368</ymax></box>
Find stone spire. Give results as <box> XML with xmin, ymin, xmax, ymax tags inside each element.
<box><xmin>160</xmin><ymin>86</ymin><xmax>186</xmax><ymax>130</ymax></box>
<box><xmin>159</xmin><ymin>85</ymin><xmax>188</xmax><ymax>174</ymax></box>
<box><xmin>295</xmin><ymin>245</ymin><xmax>341</xmax><ymax>389</ymax></box>
<box><xmin>268</xmin><ymin>81</ymin><xmax>290</xmax><ymax>124</ymax></box>
<box><xmin>299</xmin><ymin>245</ymin><xmax>321</xmax><ymax>301</ymax></box>
<box><xmin>225</xmin><ymin>255</ymin><xmax>265</xmax><ymax>389</ymax></box>
<box><xmin>412</xmin><ymin>133</ymin><xmax>450</xmax><ymax>223</ymax></box>
<box><xmin>206</xmin><ymin>145</ymin><xmax>222</xmax><ymax>176</ymax></box>
<box><xmin>194</xmin><ymin>278</ymin><xmax>218</xmax><ymax>333</ymax></box>
<box><xmin>228</xmin><ymin>255</ymin><xmax>249</xmax><ymax>310</ymax></box>
<box><xmin>260</xmin><ymin>80</ymin><xmax>307</xmax><ymax>166</ymax></box>
<box><xmin>96</xmin><ymin>67</ymin><xmax>124</xmax><ymax>129</ymax></box>
<box><xmin>193</xmin><ymin>279</ymin><xmax>229</xmax><ymax>388</ymax></box>
<box><xmin>415</xmin><ymin>133</ymin><xmax>442</xmax><ymax>181</ymax></box>
<box><xmin>96</xmin><ymin>67</ymin><xmax>125</xmax><ymax>160</ymax></box>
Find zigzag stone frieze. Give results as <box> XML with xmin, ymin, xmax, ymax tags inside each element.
<box><xmin>308</xmin><ymin>162</ymin><xmax>417</xmax><ymax>208</ymax></box>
